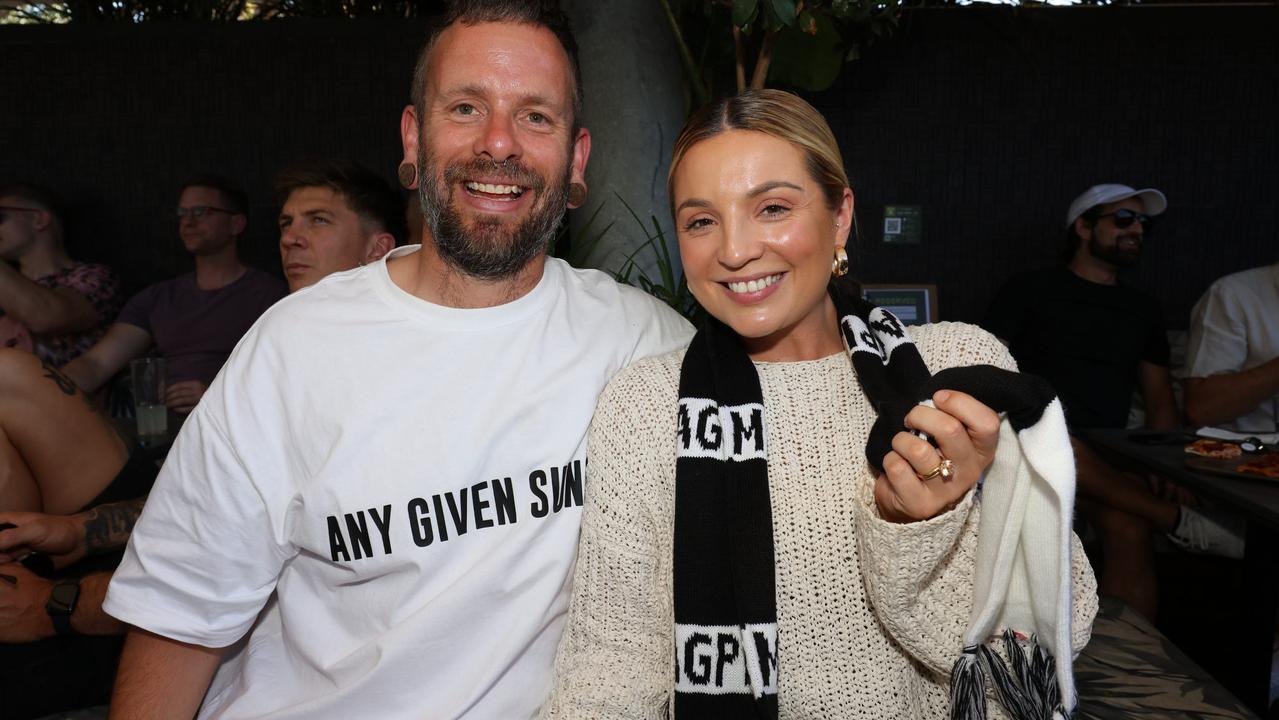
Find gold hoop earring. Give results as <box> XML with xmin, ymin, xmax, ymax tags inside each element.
<box><xmin>397</xmin><ymin>162</ymin><xmax>418</xmax><ymax>190</ymax></box>
<box><xmin>832</xmin><ymin>246</ymin><xmax>849</xmax><ymax>277</ymax></box>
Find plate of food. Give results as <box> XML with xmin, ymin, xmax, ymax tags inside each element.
<box><xmin>1184</xmin><ymin>438</ymin><xmax>1244</xmax><ymax>460</ymax></box>
<box><xmin>1184</xmin><ymin>438</ymin><xmax>1279</xmax><ymax>481</ymax></box>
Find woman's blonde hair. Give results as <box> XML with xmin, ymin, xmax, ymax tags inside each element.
<box><xmin>667</xmin><ymin>89</ymin><xmax>850</xmax><ymax>216</ymax></box>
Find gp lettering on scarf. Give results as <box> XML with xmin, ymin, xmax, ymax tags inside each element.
<box><xmin>675</xmin><ymin>622</ymin><xmax>778</xmax><ymax>697</ymax></box>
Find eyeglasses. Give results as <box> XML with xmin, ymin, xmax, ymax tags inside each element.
<box><xmin>174</xmin><ymin>206</ymin><xmax>233</xmax><ymax>220</ymax></box>
<box><xmin>1097</xmin><ymin>208</ymin><xmax>1154</xmax><ymax>233</ymax></box>
<box><xmin>0</xmin><ymin>205</ymin><xmax>40</xmax><ymax>225</ymax></box>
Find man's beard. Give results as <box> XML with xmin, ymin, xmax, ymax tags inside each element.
<box><xmin>416</xmin><ymin>146</ymin><xmax>570</xmax><ymax>281</ymax></box>
<box><xmin>1089</xmin><ymin>234</ymin><xmax>1141</xmax><ymax>267</ymax></box>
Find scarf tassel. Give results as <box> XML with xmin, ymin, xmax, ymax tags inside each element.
<box><xmin>948</xmin><ymin>646</ymin><xmax>987</xmax><ymax>720</ymax></box>
<box><xmin>949</xmin><ymin>631</ymin><xmax>1069</xmax><ymax>720</ymax></box>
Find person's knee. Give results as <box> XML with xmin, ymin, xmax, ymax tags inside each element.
<box><xmin>1093</xmin><ymin>506</ymin><xmax>1153</xmax><ymax>546</ymax></box>
<box><xmin>1071</xmin><ymin>437</ymin><xmax>1107</xmax><ymax>475</ymax></box>
<box><xmin>0</xmin><ymin>348</ymin><xmax>44</xmax><ymax>398</ymax></box>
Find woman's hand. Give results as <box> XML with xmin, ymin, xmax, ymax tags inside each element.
<box><xmin>874</xmin><ymin>390</ymin><xmax>1001</xmax><ymax>523</ymax></box>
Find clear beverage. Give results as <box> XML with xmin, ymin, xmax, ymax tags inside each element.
<box><xmin>136</xmin><ymin>403</ymin><xmax>168</xmax><ymax>446</ymax></box>
<box><xmin>131</xmin><ymin>357</ymin><xmax>168</xmax><ymax>446</ymax></box>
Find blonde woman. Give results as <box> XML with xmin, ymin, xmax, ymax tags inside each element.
<box><xmin>541</xmin><ymin>90</ymin><xmax>1097</xmax><ymax>719</ymax></box>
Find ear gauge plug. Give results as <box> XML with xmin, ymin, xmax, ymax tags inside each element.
<box><xmin>397</xmin><ymin>162</ymin><xmax>418</xmax><ymax>190</ymax></box>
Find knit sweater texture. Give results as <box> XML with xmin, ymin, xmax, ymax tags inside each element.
<box><xmin>540</xmin><ymin>321</ymin><xmax>1098</xmax><ymax>719</ymax></box>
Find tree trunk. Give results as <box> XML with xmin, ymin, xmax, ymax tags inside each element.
<box><xmin>562</xmin><ymin>0</ymin><xmax>687</xmax><ymax>285</ymax></box>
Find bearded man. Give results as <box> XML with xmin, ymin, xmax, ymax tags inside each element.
<box><xmin>986</xmin><ymin>184</ymin><xmax>1173</xmax><ymax>434</ymax></box>
<box><xmin>983</xmin><ymin>184</ymin><xmax>1241</xmax><ymax>623</ymax></box>
<box><xmin>101</xmin><ymin>2</ymin><xmax>692</xmax><ymax>719</ymax></box>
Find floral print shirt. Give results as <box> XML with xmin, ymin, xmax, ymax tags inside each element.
<box><xmin>0</xmin><ymin>262</ymin><xmax>123</xmax><ymax>366</ymax></box>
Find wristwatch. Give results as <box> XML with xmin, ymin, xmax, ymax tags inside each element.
<box><xmin>45</xmin><ymin>578</ymin><xmax>81</xmax><ymax>636</ymax></box>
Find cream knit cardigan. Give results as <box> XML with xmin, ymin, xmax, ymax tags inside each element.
<box><xmin>540</xmin><ymin>322</ymin><xmax>1098</xmax><ymax>719</ymax></box>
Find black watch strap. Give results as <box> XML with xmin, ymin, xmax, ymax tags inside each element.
<box><xmin>45</xmin><ymin>578</ymin><xmax>81</xmax><ymax>636</ymax></box>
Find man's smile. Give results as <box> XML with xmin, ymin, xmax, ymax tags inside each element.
<box><xmin>463</xmin><ymin>181</ymin><xmax>527</xmax><ymax>200</ymax></box>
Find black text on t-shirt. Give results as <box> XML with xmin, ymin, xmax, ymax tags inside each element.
<box><xmin>325</xmin><ymin>459</ymin><xmax>585</xmax><ymax>563</ymax></box>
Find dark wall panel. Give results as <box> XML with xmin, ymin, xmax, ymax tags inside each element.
<box><xmin>1</xmin><ymin>19</ymin><xmax>429</xmax><ymax>296</ymax></box>
<box><xmin>2</xmin><ymin>7</ymin><xmax>1275</xmax><ymax>327</ymax></box>
<box><xmin>813</xmin><ymin>6</ymin><xmax>1278</xmax><ymax>327</ymax></box>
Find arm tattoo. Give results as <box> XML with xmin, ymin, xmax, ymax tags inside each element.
<box><xmin>83</xmin><ymin>496</ymin><xmax>147</xmax><ymax>554</ymax></box>
<box><xmin>40</xmin><ymin>360</ymin><xmax>98</xmax><ymax>412</ymax></box>
<box><xmin>40</xmin><ymin>361</ymin><xmax>78</xmax><ymax>396</ymax></box>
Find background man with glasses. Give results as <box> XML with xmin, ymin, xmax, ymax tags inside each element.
<box><xmin>0</xmin><ymin>163</ymin><xmax>402</xmax><ymax>719</ymax></box>
<box><xmin>984</xmin><ymin>184</ymin><xmax>1241</xmax><ymax>622</ymax></box>
<box><xmin>61</xmin><ymin>175</ymin><xmax>285</xmax><ymax>414</ymax></box>
<box><xmin>0</xmin><ymin>184</ymin><xmax>122</xmax><ymax>367</ymax></box>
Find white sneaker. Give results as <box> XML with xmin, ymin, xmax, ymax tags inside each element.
<box><xmin>1167</xmin><ymin>506</ymin><xmax>1246</xmax><ymax>559</ymax></box>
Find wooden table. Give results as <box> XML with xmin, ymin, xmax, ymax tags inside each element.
<box><xmin>1081</xmin><ymin>428</ymin><xmax>1279</xmax><ymax>714</ymax></box>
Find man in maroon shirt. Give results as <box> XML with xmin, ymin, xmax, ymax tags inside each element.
<box><xmin>0</xmin><ymin>163</ymin><xmax>404</xmax><ymax>720</ymax></box>
<box><xmin>62</xmin><ymin>175</ymin><xmax>286</xmax><ymax>414</ymax></box>
<box><xmin>0</xmin><ymin>166</ymin><xmax>401</xmax><ymax>517</ymax></box>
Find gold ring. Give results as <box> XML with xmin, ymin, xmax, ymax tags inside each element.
<box><xmin>918</xmin><ymin>457</ymin><xmax>955</xmax><ymax>481</ymax></box>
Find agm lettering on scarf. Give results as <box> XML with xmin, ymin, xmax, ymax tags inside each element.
<box><xmin>842</xmin><ymin>308</ymin><xmax>912</xmax><ymax>365</ymax></box>
<box><xmin>674</xmin><ymin>622</ymin><xmax>778</xmax><ymax>697</ymax></box>
<box><xmin>676</xmin><ymin>398</ymin><xmax>767</xmax><ymax>461</ymax></box>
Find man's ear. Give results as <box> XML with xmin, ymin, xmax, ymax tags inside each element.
<box><xmin>1073</xmin><ymin>216</ymin><xmax>1093</xmax><ymax>242</ymax></box>
<box><xmin>400</xmin><ymin>105</ymin><xmax>421</xmax><ymax>187</ymax></box>
<box><xmin>231</xmin><ymin>213</ymin><xmax>248</xmax><ymax>237</ymax></box>
<box><xmin>31</xmin><ymin>209</ymin><xmax>53</xmax><ymax>232</ymax></box>
<box><xmin>567</xmin><ymin>127</ymin><xmax>591</xmax><ymax>209</ymax></box>
<box><xmin>365</xmin><ymin>232</ymin><xmax>395</xmax><ymax>264</ymax></box>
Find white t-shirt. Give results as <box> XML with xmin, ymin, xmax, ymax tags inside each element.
<box><xmin>1184</xmin><ymin>262</ymin><xmax>1279</xmax><ymax>433</ymax></box>
<box><xmin>104</xmin><ymin>246</ymin><xmax>693</xmax><ymax>719</ymax></box>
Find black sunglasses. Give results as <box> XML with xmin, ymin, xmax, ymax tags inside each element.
<box><xmin>1097</xmin><ymin>208</ymin><xmax>1154</xmax><ymax>233</ymax></box>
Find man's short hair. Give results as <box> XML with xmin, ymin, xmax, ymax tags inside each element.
<box><xmin>0</xmin><ymin>182</ymin><xmax>64</xmax><ymax>221</ymax></box>
<box><xmin>411</xmin><ymin>0</ymin><xmax>583</xmax><ymax>130</ymax></box>
<box><xmin>273</xmin><ymin>160</ymin><xmax>407</xmax><ymax>245</ymax></box>
<box><xmin>179</xmin><ymin>174</ymin><xmax>249</xmax><ymax>218</ymax></box>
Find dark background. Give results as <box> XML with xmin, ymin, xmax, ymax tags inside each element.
<box><xmin>1</xmin><ymin>5</ymin><xmax>1275</xmax><ymax>327</ymax></box>
<box><xmin>0</xmin><ymin>19</ymin><xmax>427</xmax><ymax>292</ymax></box>
<box><xmin>817</xmin><ymin>5</ymin><xmax>1278</xmax><ymax>327</ymax></box>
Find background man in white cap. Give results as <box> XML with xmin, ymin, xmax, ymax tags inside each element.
<box><xmin>983</xmin><ymin>183</ymin><xmax>1241</xmax><ymax>621</ymax></box>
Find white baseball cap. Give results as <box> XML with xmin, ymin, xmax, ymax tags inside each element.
<box><xmin>1065</xmin><ymin>184</ymin><xmax>1167</xmax><ymax>228</ymax></box>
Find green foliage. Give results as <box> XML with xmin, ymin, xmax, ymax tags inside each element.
<box><xmin>611</xmin><ymin>195</ymin><xmax>700</xmax><ymax>322</ymax></box>
<box><xmin>3</xmin><ymin>0</ymin><xmax>247</xmax><ymax>22</ymax></box>
<box><xmin>555</xmin><ymin>195</ymin><xmax>700</xmax><ymax>323</ymax></box>
<box><xmin>664</xmin><ymin>0</ymin><xmax>906</xmax><ymax>99</ymax></box>
<box><xmin>0</xmin><ymin>0</ymin><xmax>441</xmax><ymax>23</ymax></box>
<box><xmin>554</xmin><ymin>200</ymin><xmax>615</xmax><ymax>270</ymax></box>
<box><xmin>769</xmin><ymin>8</ymin><xmax>844</xmax><ymax>91</ymax></box>
<box><xmin>731</xmin><ymin>0</ymin><xmax>756</xmax><ymax>28</ymax></box>
<box><xmin>661</xmin><ymin>0</ymin><xmax>1141</xmax><ymax>100</ymax></box>
<box><xmin>251</xmin><ymin>0</ymin><xmax>438</xmax><ymax>20</ymax></box>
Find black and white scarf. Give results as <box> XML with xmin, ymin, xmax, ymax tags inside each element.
<box><xmin>672</xmin><ymin>282</ymin><xmax>1079</xmax><ymax>720</ymax></box>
